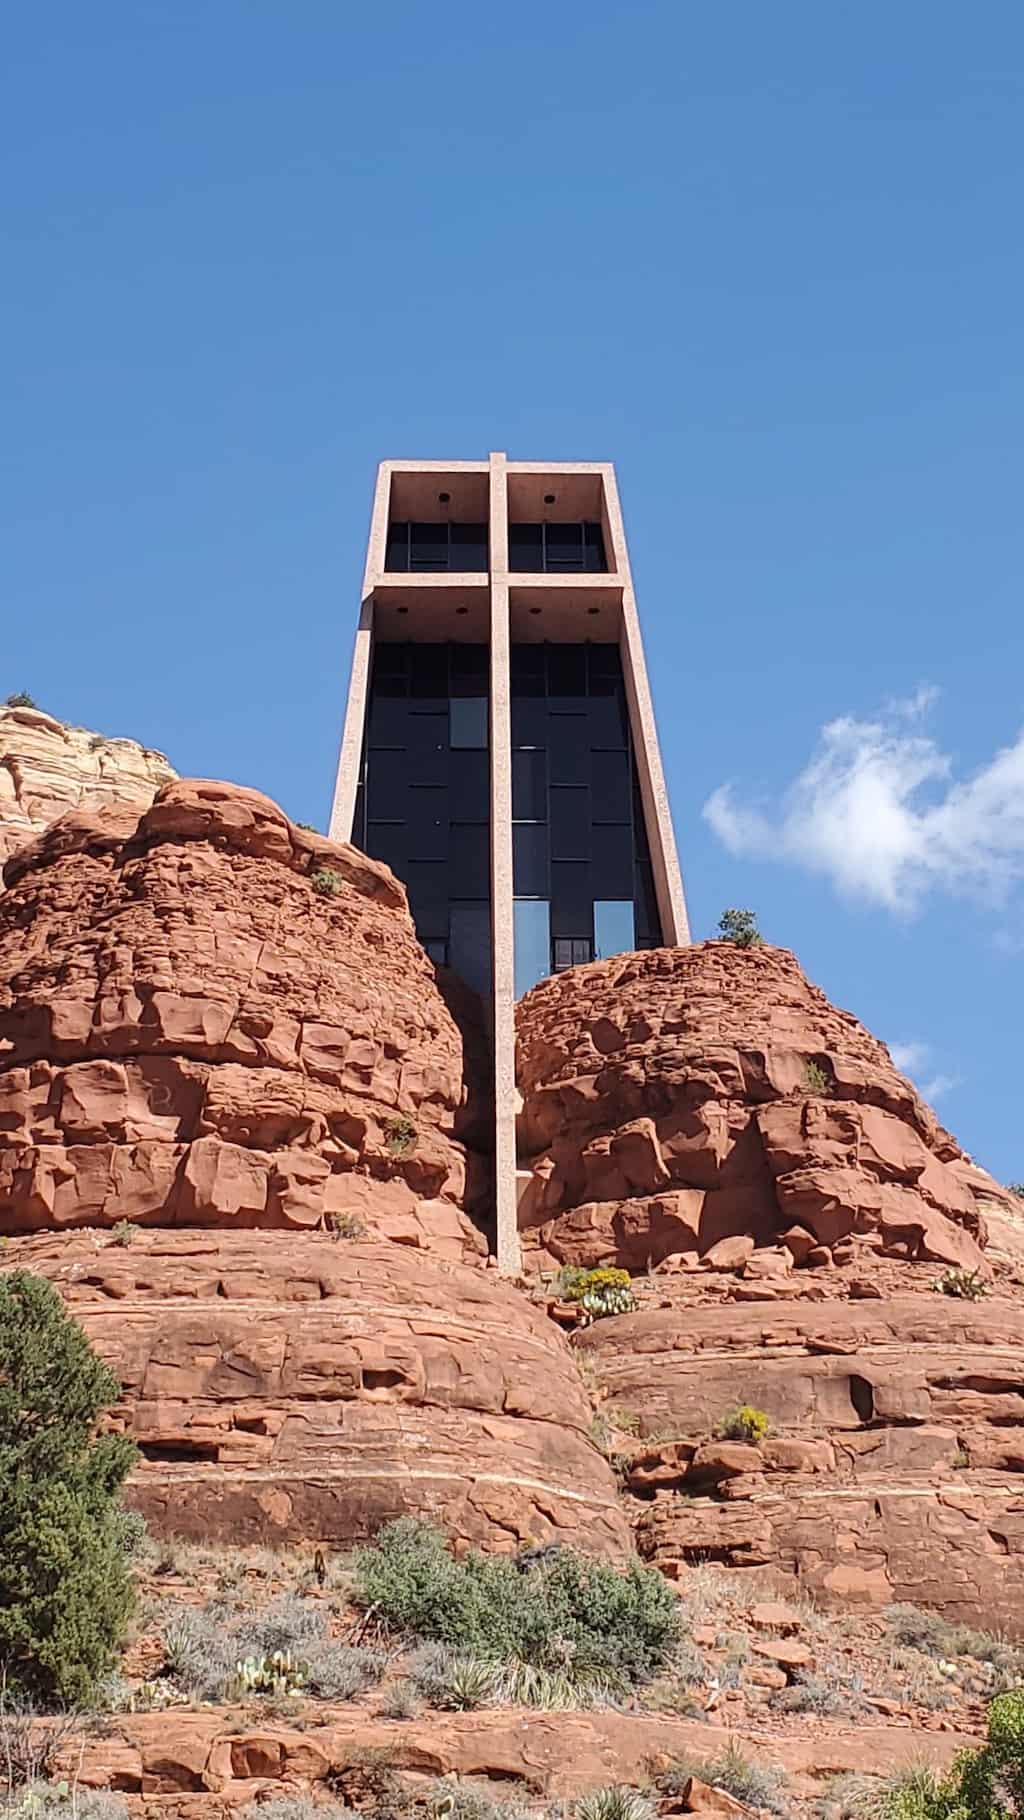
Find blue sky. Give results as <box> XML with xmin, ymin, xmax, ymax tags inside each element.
<box><xmin>3</xmin><ymin>4</ymin><xmax>1023</xmax><ymax>1180</ymax></box>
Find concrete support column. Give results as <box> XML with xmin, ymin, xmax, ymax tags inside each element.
<box><xmin>601</xmin><ymin>469</ymin><xmax>691</xmax><ymax>946</ymax></box>
<box><xmin>329</xmin><ymin>598</ymin><xmax>373</xmax><ymax>842</ymax></box>
<box><xmin>487</xmin><ymin>450</ymin><xmax>521</xmax><ymax>1275</ymax></box>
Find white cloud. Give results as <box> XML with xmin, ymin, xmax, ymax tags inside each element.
<box><xmin>885</xmin><ymin>1040</ymin><xmax>960</xmax><ymax>1104</ymax></box>
<box><xmin>921</xmin><ymin>1072</ymin><xmax>958</xmax><ymax>1102</ymax></box>
<box><xmin>888</xmin><ymin>1041</ymin><xmax>929</xmax><ymax>1075</ymax></box>
<box><xmin>703</xmin><ymin>687</ymin><xmax>1024</xmax><ymax>914</ymax></box>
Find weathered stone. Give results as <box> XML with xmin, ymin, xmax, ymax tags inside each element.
<box><xmin>3</xmin><ymin>1228</ymin><xmax>627</xmax><ymax>1555</ymax></box>
<box><xmin>0</xmin><ymin>704</ymin><xmax>175</xmax><ymax>874</ymax></box>
<box><xmin>0</xmin><ymin>780</ymin><xmax>485</xmax><ymax>1262</ymax></box>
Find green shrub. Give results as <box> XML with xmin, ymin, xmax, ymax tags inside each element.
<box><xmin>353</xmin><ymin>1520</ymin><xmax>679</xmax><ymax>1698</ymax></box>
<box><xmin>310</xmin><ymin>868</ymin><xmax>344</xmax><ymax>898</ymax></box>
<box><xmin>4</xmin><ymin>693</ymin><xmax>37</xmax><ymax>710</ymax></box>
<box><xmin>327</xmin><ymin>1211</ymin><xmax>368</xmax><ymax>1239</ymax></box>
<box><xmin>802</xmin><ymin>1059</ymin><xmax>830</xmax><ymax>1093</ymax></box>
<box><xmin>161</xmin><ymin>1593</ymin><xmax>384</xmax><ymax>1703</ymax></box>
<box><xmin>558</xmin><ymin>1266</ymin><xmax>636</xmax><ymax>1320</ymax></box>
<box><xmin>717</xmin><ymin>908</ymin><xmax>763</xmax><ymax>948</ymax></box>
<box><xmin>662</xmin><ymin>1742</ymin><xmax>789</xmax><ymax>1816</ymax></box>
<box><xmin>933</xmin><ymin>1267</ymin><xmax>989</xmax><ymax>1301</ymax></box>
<box><xmin>1008</xmin><ymin>1182</ymin><xmax>1024</xmax><ymax>1200</ymax></box>
<box><xmin>243</xmin><ymin>1801</ymin><xmax>355</xmax><ymax>1820</ymax></box>
<box><xmin>1</xmin><ymin>1786</ymin><xmax>130</xmax><ymax>1820</ymax></box>
<box><xmin>407</xmin><ymin>1643</ymin><xmax>497</xmax><ymax>1710</ymax></box>
<box><xmin>107</xmin><ymin>1221</ymin><xmax>139</xmax><ymax>1248</ymax></box>
<box><xmin>715</xmin><ymin>1404</ymin><xmax>772</xmax><ymax>1444</ymax></box>
<box><xmin>574</xmin><ymin>1792</ymin><xmax>657</xmax><ymax>1820</ymax></box>
<box><xmin>426</xmin><ymin>1779</ymin><xmax>530</xmax><ymax>1820</ymax></box>
<box><xmin>384</xmin><ymin>1115</ymin><xmax>417</xmax><ymax>1159</ymax></box>
<box><xmin>866</xmin><ymin>1690</ymin><xmax>1024</xmax><ymax>1820</ymax></box>
<box><xmin>0</xmin><ymin>1273</ymin><xmax>137</xmax><ymax>1706</ymax></box>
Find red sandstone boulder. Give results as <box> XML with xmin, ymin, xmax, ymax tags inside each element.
<box><xmin>515</xmin><ymin>944</ymin><xmax>1011</xmax><ymax>1273</ymax></box>
<box><xmin>3</xmin><ymin>1227</ymin><xmax>628</xmax><ymax>1555</ymax></box>
<box><xmin>0</xmin><ymin>779</ymin><xmax>485</xmax><ymax>1262</ymax></box>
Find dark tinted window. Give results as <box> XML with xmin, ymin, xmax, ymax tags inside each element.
<box><xmin>408</xmin><ymin>788</ymin><xmax>448</xmax><ymax>860</ymax></box>
<box><xmin>384</xmin><ymin>523</ymin><xmax>488</xmax><ymax>572</ymax></box>
<box><xmin>547</xmin><ymin>714</ymin><xmax>589</xmax><ymax>785</ymax></box>
<box><xmin>450</xmin><ymin>697</ymin><xmax>488</xmax><ymax>749</ymax></box>
<box><xmin>550</xmin><ymin>787</ymin><xmax>588</xmax><ymax>860</ymax></box>
<box><xmin>550</xmin><ymin>861</ymin><xmax>591</xmax><ymax>934</ymax></box>
<box><xmin>450</xmin><ymin>749</ymin><xmax>490</xmax><ymax>820</ymax></box>
<box><xmin>509</xmin><ymin>523</ymin><xmax>543</xmax><ymax>570</ymax></box>
<box><xmin>591</xmin><ymin>749</ymin><xmax>631</xmax><ymax>821</ymax></box>
<box><xmin>512</xmin><ymin>748</ymin><xmax>547</xmax><ymax>820</ymax></box>
<box><xmin>449</xmin><ymin>902</ymin><xmax>491</xmax><ymax>999</ymax></box>
<box><xmin>508</xmin><ymin>523</ymin><xmax>607</xmax><ymax>573</ymax></box>
<box><xmin>513</xmin><ymin>823</ymin><xmax>548</xmax><ymax>895</ymax></box>
<box><xmin>451</xmin><ymin>822</ymin><xmax>489</xmax><ymax>897</ymax></box>
<box><xmin>591</xmin><ymin>823</ymin><xmax>633</xmax><ymax>897</ymax></box>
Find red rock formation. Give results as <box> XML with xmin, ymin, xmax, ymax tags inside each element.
<box><xmin>0</xmin><ymin>779</ymin><xmax>484</xmax><ymax>1263</ymax></box>
<box><xmin>516</xmin><ymin>943</ymin><xmax>1011</xmax><ymax>1273</ymax></box>
<box><xmin>8</xmin><ymin>1228</ymin><xmax>626</xmax><ymax>1555</ymax></box>
<box><xmin>581</xmin><ymin>1289</ymin><xmax>1024</xmax><ymax>1629</ymax></box>
<box><xmin>0</xmin><ymin>703</ymin><xmax>174</xmax><ymax>871</ymax></box>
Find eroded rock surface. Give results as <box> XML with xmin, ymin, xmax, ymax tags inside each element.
<box><xmin>0</xmin><ymin>778</ymin><xmax>485</xmax><ymax>1261</ymax></box>
<box><xmin>0</xmin><ymin>703</ymin><xmax>175</xmax><ymax>870</ymax></box>
<box><xmin>6</xmin><ymin>1228</ymin><xmax>627</xmax><ymax>1553</ymax></box>
<box><xmin>516</xmin><ymin>943</ymin><xmax>1011</xmax><ymax>1273</ymax></box>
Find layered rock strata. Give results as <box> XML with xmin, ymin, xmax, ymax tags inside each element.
<box><xmin>0</xmin><ymin>778</ymin><xmax>484</xmax><ymax>1262</ymax></box>
<box><xmin>580</xmin><ymin>1291</ymin><xmax>1024</xmax><ymax>1628</ymax></box>
<box><xmin>516</xmin><ymin>943</ymin><xmax>1010</xmax><ymax>1273</ymax></box>
<box><xmin>7</xmin><ymin>1227</ymin><xmax>627</xmax><ymax>1553</ymax></box>
<box><xmin>0</xmin><ymin>702</ymin><xmax>174</xmax><ymax>870</ymax></box>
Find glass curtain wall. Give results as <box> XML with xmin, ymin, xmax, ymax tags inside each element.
<box><xmin>353</xmin><ymin>642</ymin><xmax>492</xmax><ymax>1000</ymax></box>
<box><xmin>510</xmin><ymin>642</ymin><xmax>660</xmax><ymax>997</ymax></box>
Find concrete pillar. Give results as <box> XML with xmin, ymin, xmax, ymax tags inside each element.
<box><xmin>488</xmin><ymin>451</ymin><xmax>521</xmax><ymax>1275</ymax></box>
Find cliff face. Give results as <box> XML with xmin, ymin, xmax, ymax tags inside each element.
<box><xmin>0</xmin><ymin>776</ymin><xmax>625</xmax><ymax>1555</ymax></box>
<box><xmin>0</xmin><ymin>703</ymin><xmax>175</xmax><ymax>870</ymax></box>
<box><xmin>516</xmin><ymin>941</ymin><xmax>1009</xmax><ymax>1274</ymax></box>
<box><xmin>516</xmin><ymin>942</ymin><xmax>1024</xmax><ymax>1632</ymax></box>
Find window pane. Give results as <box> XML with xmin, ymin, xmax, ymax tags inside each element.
<box><xmin>550</xmin><ymin>786</ymin><xmax>588</xmax><ymax>859</ymax></box>
<box><xmin>365</xmin><ymin>749</ymin><xmax>409</xmax><ymax>820</ymax></box>
<box><xmin>547</xmin><ymin>644</ymin><xmax>587</xmax><ymax>696</ymax></box>
<box><xmin>366</xmin><ymin>822</ymin><xmax>407</xmax><ymax>872</ymax></box>
<box><xmin>450</xmin><ymin>642</ymin><xmax>488</xmax><ymax>693</ymax></box>
<box><xmin>368</xmin><ymin>696</ymin><xmax>410</xmax><ymax>743</ymax></box>
<box><xmin>409</xmin><ymin>523</ymin><xmax>450</xmax><ymax>570</ymax></box>
<box><xmin>595</xmin><ymin>900</ymin><xmax>635</xmax><ymax>961</ymax></box>
<box><xmin>451</xmin><ymin>822</ymin><xmax>489</xmax><ymax>897</ymax></box>
<box><xmin>583</xmin><ymin>522</ymin><xmax>607</xmax><ymax>571</ymax></box>
<box><xmin>591</xmin><ymin>749</ymin><xmax>631</xmax><ymax>821</ymax></box>
<box><xmin>550</xmin><ymin>861</ymin><xmax>591</xmax><ymax>935</ymax></box>
<box><xmin>450</xmin><ymin>523</ymin><xmax>488</xmax><ymax>571</ymax></box>
<box><xmin>404</xmin><ymin>862</ymin><xmax>448</xmax><ymax>936</ymax></box>
<box><xmin>547</xmin><ymin>714</ymin><xmax>588</xmax><ymax>785</ymax></box>
<box><xmin>588</xmin><ymin>689</ymin><xmax>628</xmax><ymax>746</ymax></box>
<box><xmin>509</xmin><ymin>524</ymin><xmax>543</xmax><ymax>571</ymax></box>
<box><xmin>544</xmin><ymin>523</ymin><xmax>584</xmax><ymax>571</ymax></box>
<box><xmin>635</xmin><ymin>859</ymin><xmax>661</xmax><ymax>945</ymax></box>
<box><xmin>425</xmin><ymin>938</ymin><xmax>448</xmax><ymax>967</ymax></box>
<box><xmin>514</xmin><ymin>899</ymin><xmax>551</xmax><ymax>999</ymax></box>
<box><xmin>450</xmin><ymin>749</ymin><xmax>490</xmax><ymax>820</ymax></box>
<box><xmin>449</xmin><ymin>901</ymin><xmax>491</xmax><ymax>999</ymax></box>
<box><xmin>512</xmin><ymin>747</ymin><xmax>547</xmax><ymax>820</ymax></box>
<box><xmin>409</xmin><ymin>645</ymin><xmax>449</xmax><ymax>698</ymax></box>
<box><xmin>510</xmin><ymin>643</ymin><xmax>545</xmax><ymax>690</ymax></box>
<box><xmin>408</xmin><ymin>788</ymin><xmax>448</xmax><ymax>860</ymax></box>
<box><xmin>385</xmin><ymin>524</ymin><xmax>409</xmax><ymax>571</ymax></box>
<box><xmin>511</xmin><ymin>697</ymin><xmax>548</xmax><ymax>746</ymax></box>
<box><xmin>373</xmin><ymin>642</ymin><xmax>408</xmax><ymax>679</ymax></box>
<box><xmin>591</xmin><ymin>823</ymin><xmax>634</xmax><ymax>898</ymax></box>
<box><xmin>450</xmin><ymin>697</ymin><xmax>488</xmax><ymax>749</ymax></box>
<box><xmin>513</xmin><ymin>823</ymin><xmax>548</xmax><ymax>895</ymax></box>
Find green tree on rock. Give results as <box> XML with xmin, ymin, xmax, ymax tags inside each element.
<box><xmin>717</xmin><ymin>907</ymin><xmax>764</xmax><ymax>949</ymax></box>
<box><xmin>0</xmin><ymin>1271</ymin><xmax>137</xmax><ymax>1706</ymax></box>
